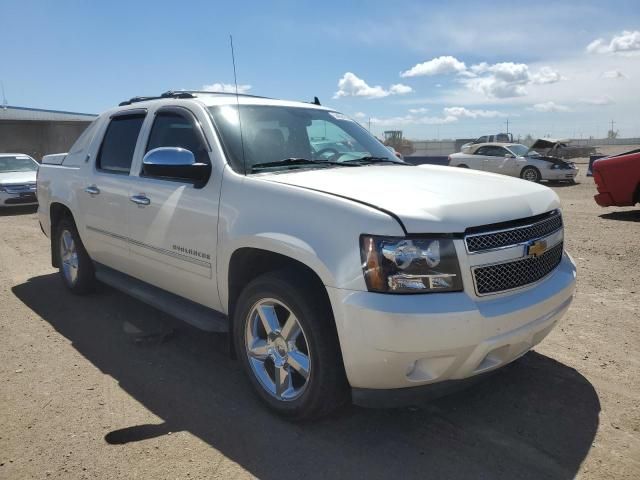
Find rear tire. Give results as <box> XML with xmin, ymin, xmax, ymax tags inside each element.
<box><xmin>55</xmin><ymin>216</ymin><xmax>95</xmax><ymax>294</ymax></box>
<box><xmin>521</xmin><ymin>166</ymin><xmax>541</xmax><ymax>183</ymax></box>
<box><xmin>233</xmin><ymin>270</ymin><xmax>348</xmax><ymax>420</ymax></box>
<box><xmin>458</xmin><ymin>164</ymin><xmax>469</xmax><ymax>168</ymax></box>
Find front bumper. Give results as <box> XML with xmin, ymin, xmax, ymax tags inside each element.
<box><xmin>0</xmin><ymin>191</ymin><xmax>38</xmax><ymax>206</ymax></box>
<box><xmin>328</xmin><ymin>252</ymin><xmax>576</xmax><ymax>393</ymax></box>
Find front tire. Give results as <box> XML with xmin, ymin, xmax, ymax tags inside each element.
<box><xmin>55</xmin><ymin>217</ymin><xmax>95</xmax><ymax>294</ymax></box>
<box><xmin>521</xmin><ymin>166</ymin><xmax>541</xmax><ymax>182</ymax></box>
<box><xmin>233</xmin><ymin>270</ymin><xmax>348</xmax><ymax>420</ymax></box>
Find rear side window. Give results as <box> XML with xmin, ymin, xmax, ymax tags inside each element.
<box><xmin>68</xmin><ymin>120</ymin><xmax>98</xmax><ymax>155</ymax></box>
<box><xmin>97</xmin><ymin>114</ymin><xmax>145</xmax><ymax>173</ymax></box>
<box><xmin>146</xmin><ymin>111</ymin><xmax>209</xmax><ymax>164</ymax></box>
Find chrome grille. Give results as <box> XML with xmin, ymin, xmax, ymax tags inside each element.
<box><xmin>473</xmin><ymin>242</ymin><xmax>563</xmax><ymax>295</ymax></box>
<box><xmin>466</xmin><ymin>212</ymin><xmax>563</xmax><ymax>253</ymax></box>
<box><xmin>4</xmin><ymin>183</ymin><xmax>37</xmax><ymax>194</ymax></box>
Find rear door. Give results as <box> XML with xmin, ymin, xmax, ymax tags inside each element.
<box><xmin>78</xmin><ymin>110</ymin><xmax>146</xmax><ymax>274</ymax></box>
<box><xmin>126</xmin><ymin>105</ymin><xmax>223</xmax><ymax>311</ymax></box>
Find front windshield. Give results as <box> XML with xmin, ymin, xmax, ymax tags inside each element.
<box><xmin>208</xmin><ymin>105</ymin><xmax>402</xmax><ymax>173</ymax></box>
<box><xmin>0</xmin><ymin>156</ymin><xmax>38</xmax><ymax>173</ymax></box>
<box><xmin>507</xmin><ymin>144</ymin><xmax>531</xmax><ymax>157</ymax></box>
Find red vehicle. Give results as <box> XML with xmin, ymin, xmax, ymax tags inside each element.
<box><xmin>593</xmin><ymin>149</ymin><xmax>640</xmax><ymax>207</ymax></box>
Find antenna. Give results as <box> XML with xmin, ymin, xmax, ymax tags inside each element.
<box><xmin>230</xmin><ymin>35</ymin><xmax>247</xmax><ymax>175</ymax></box>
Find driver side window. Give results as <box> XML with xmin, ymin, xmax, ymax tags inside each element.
<box><xmin>307</xmin><ymin>120</ymin><xmax>363</xmax><ymax>160</ymax></box>
<box><xmin>146</xmin><ymin>111</ymin><xmax>209</xmax><ymax>165</ymax></box>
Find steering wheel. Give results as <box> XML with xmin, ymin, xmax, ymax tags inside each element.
<box><xmin>314</xmin><ymin>147</ymin><xmax>341</xmax><ymax>161</ymax></box>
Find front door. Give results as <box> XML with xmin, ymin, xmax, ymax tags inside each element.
<box><xmin>126</xmin><ymin>106</ymin><xmax>222</xmax><ymax>311</ymax></box>
<box><xmin>471</xmin><ymin>146</ymin><xmax>494</xmax><ymax>171</ymax></box>
<box><xmin>483</xmin><ymin>146</ymin><xmax>519</xmax><ymax>176</ymax></box>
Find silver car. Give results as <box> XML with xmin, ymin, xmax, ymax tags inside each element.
<box><xmin>448</xmin><ymin>143</ymin><xmax>578</xmax><ymax>183</ymax></box>
<box><xmin>0</xmin><ymin>154</ymin><xmax>39</xmax><ymax>207</ymax></box>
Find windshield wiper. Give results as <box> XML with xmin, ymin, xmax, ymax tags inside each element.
<box><xmin>251</xmin><ymin>158</ymin><xmax>360</xmax><ymax>172</ymax></box>
<box><xmin>342</xmin><ymin>156</ymin><xmax>407</xmax><ymax>165</ymax></box>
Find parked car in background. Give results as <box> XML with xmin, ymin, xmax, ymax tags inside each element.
<box><xmin>529</xmin><ymin>138</ymin><xmax>596</xmax><ymax>160</ymax></box>
<box><xmin>461</xmin><ymin>133</ymin><xmax>513</xmax><ymax>152</ymax></box>
<box><xmin>0</xmin><ymin>154</ymin><xmax>39</xmax><ymax>207</ymax></box>
<box><xmin>37</xmin><ymin>90</ymin><xmax>576</xmax><ymax>419</ymax></box>
<box><xmin>448</xmin><ymin>143</ymin><xmax>578</xmax><ymax>183</ymax></box>
<box><xmin>593</xmin><ymin>148</ymin><xmax>640</xmax><ymax>207</ymax></box>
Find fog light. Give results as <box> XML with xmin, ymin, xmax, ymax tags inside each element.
<box><xmin>388</xmin><ymin>274</ymin><xmax>457</xmax><ymax>291</ymax></box>
<box><xmin>388</xmin><ymin>275</ymin><xmax>426</xmax><ymax>291</ymax></box>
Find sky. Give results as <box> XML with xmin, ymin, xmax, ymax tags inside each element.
<box><xmin>1</xmin><ymin>0</ymin><xmax>639</xmax><ymax>140</ymax></box>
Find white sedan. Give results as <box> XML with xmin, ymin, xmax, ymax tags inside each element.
<box><xmin>447</xmin><ymin>143</ymin><xmax>578</xmax><ymax>183</ymax></box>
<box><xmin>0</xmin><ymin>154</ymin><xmax>39</xmax><ymax>207</ymax></box>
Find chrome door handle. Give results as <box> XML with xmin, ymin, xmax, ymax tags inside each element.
<box><xmin>130</xmin><ymin>194</ymin><xmax>151</xmax><ymax>206</ymax></box>
<box><xmin>85</xmin><ymin>185</ymin><xmax>100</xmax><ymax>195</ymax></box>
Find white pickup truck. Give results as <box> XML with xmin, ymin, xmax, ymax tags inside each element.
<box><xmin>37</xmin><ymin>91</ymin><xmax>576</xmax><ymax>419</ymax></box>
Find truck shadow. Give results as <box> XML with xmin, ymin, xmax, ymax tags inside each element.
<box><xmin>13</xmin><ymin>274</ymin><xmax>600</xmax><ymax>480</ymax></box>
<box><xmin>599</xmin><ymin>210</ymin><xmax>640</xmax><ymax>222</ymax></box>
<box><xmin>0</xmin><ymin>205</ymin><xmax>38</xmax><ymax>216</ymax></box>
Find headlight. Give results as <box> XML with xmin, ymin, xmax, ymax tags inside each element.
<box><xmin>360</xmin><ymin>235</ymin><xmax>463</xmax><ymax>293</ymax></box>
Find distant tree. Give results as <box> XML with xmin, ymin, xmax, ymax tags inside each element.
<box><xmin>523</xmin><ymin>134</ymin><xmax>534</xmax><ymax>146</ymax></box>
<box><xmin>607</xmin><ymin>129</ymin><xmax>619</xmax><ymax>139</ymax></box>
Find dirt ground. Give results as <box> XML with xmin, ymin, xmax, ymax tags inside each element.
<box><xmin>0</xmin><ymin>158</ymin><xmax>638</xmax><ymax>479</ymax></box>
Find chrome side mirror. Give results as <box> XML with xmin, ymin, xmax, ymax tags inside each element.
<box><xmin>142</xmin><ymin>147</ymin><xmax>210</xmax><ymax>186</ymax></box>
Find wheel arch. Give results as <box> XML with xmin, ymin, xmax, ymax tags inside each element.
<box><xmin>520</xmin><ymin>165</ymin><xmax>541</xmax><ymax>181</ymax></box>
<box><xmin>226</xmin><ymin>247</ymin><xmax>337</xmax><ymax>358</ymax></box>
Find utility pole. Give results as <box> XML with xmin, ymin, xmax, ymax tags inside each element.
<box><xmin>368</xmin><ymin>117</ymin><xmax>371</xmax><ymax>132</ymax></box>
<box><xmin>610</xmin><ymin>119</ymin><xmax>615</xmax><ymax>134</ymax></box>
<box><xmin>505</xmin><ymin>118</ymin><xmax>509</xmax><ymax>134</ymax></box>
<box><xmin>1</xmin><ymin>81</ymin><xmax>7</xmax><ymax>110</ymax></box>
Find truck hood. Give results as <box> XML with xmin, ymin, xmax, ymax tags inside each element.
<box><xmin>0</xmin><ymin>170</ymin><xmax>37</xmax><ymax>185</ymax></box>
<box><xmin>264</xmin><ymin>164</ymin><xmax>559</xmax><ymax>233</ymax></box>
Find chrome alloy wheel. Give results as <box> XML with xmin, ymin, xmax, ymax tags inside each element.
<box><xmin>245</xmin><ymin>298</ymin><xmax>311</xmax><ymax>401</ymax></box>
<box><xmin>60</xmin><ymin>229</ymin><xmax>79</xmax><ymax>286</ymax></box>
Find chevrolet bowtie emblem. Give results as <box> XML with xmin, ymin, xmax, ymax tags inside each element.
<box><xmin>527</xmin><ymin>239</ymin><xmax>548</xmax><ymax>257</ymax></box>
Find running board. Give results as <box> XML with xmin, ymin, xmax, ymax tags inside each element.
<box><xmin>94</xmin><ymin>263</ymin><xmax>228</xmax><ymax>332</ymax></box>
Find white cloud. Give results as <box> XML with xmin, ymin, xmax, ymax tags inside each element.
<box><xmin>389</xmin><ymin>83</ymin><xmax>413</xmax><ymax>94</ymax></box>
<box><xmin>531</xmin><ymin>101</ymin><xmax>571</xmax><ymax>113</ymax></box>
<box><xmin>371</xmin><ymin>113</ymin><xmax>457</xmax><ymax>127</ymax></box>
<box><xmin>334</xmin><ymin>72</ymin><xmax>388</xmax><ymax>98</ymax></box>
<box><xmin>602</xmin><ymin>69</ymin><xmax>627</xmax><ymax>79</ymax></box>
<box><xmin>334</xmin><ymin>73</ymin><xmax>413</xmax><ymax>99</ymax></box>
<box><xmin>587</xmin><ymin>30</ymin><xmax>640</xmax><ymax>54</ymax></box>
<box><xmin>202</xmin><ymin>82</ymin><xmax>252</xmax><ymax>93</ymax></box>
<box><xmin>353</xmin><ymin>112</ymin><xmax>367</xmax><ymax>119</ymax></box>
<box><xmin>370</xmin><ymin>106</ymin><xmax>507</xmax><ymax>128</ymax></box>
<box><xmin>579</xmin><ymin>96</ymin><xmax>614</xmax><ymax>106</ymax></box>
<box><xmin>400</xmin><ymin>55</ymin><xmax>466</xmax><ymax>77</ymax></box>
<box><xmin>531</xmin><ymin>66</ymin><xmax>563</xmax><ymax>84</ymax></box>
<box><xmin>462</xmin><ymin>62</ymin><xmax>561</xmax><ymax>98</ymax></box>
<box><xmin>443</xmin><ymin>106</ymin><xmax>507</xmax><ymax>118</ymax></box>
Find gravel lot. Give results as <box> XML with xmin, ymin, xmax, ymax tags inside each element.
<box><xmin>1</xmin><ymin>160</ymin><xmax>638</xmax><ymax>479</ymax></box>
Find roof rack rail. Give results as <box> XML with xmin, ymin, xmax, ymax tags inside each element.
<box><xmin>118</xmin><ymin>90</ymin><xmax>270</xmax><ymax>107</ymax></box>
<box><xmin>175</xmin><ymin>90</ymin><xmax>270</xmax><ymax>100</ymax></box>
<box><xmin>118</xmin><ymin>91</ymin><xmax>197</xmax><ymax>107</ymax></box>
